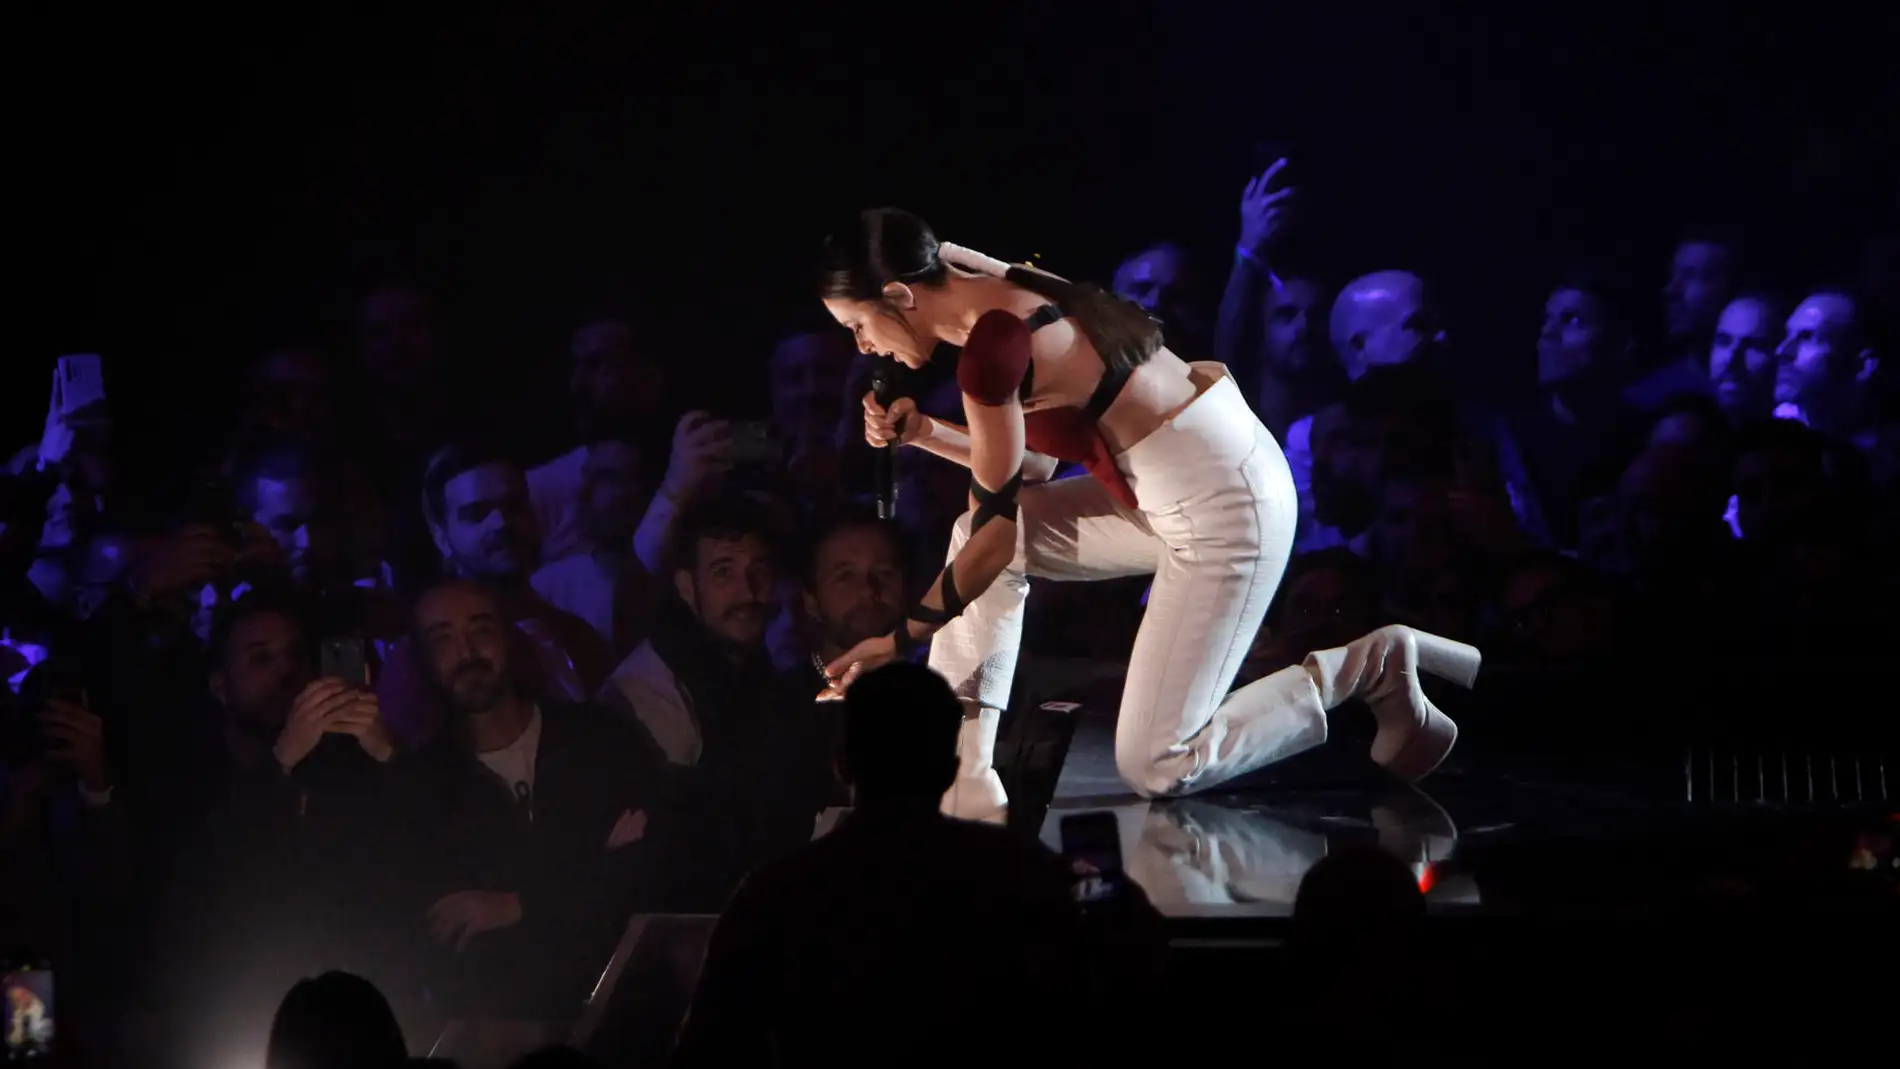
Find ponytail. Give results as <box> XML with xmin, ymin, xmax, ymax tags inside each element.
<box><xmin>936</xmin><ymin>242</ymin><xmax>1165</xmax><ymax>377</ymax></box>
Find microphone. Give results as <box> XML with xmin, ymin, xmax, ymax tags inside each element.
<box><xmin>871</xmin><ymin>366</ymin><xmax>905</xmax><ymax>519</ymax></box>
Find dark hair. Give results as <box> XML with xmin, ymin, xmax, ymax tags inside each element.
<box><xmin>421</xmin><ymin>442</ymin><xmax>521</xmax><ymax>527</ymax></box>
<box><xmin>1342</xmin><ymin>363</ymin><xmax>1459</xmax><ymax>480</ymax></box>
<box><xmin>1651</xmin><ymin>391</ymin><xmax>1732</xmax><ymax>440</ymax></box>
<box><xmin>265</xmin><ymin>971</ymin><xmax>407</xmax><ymax>1069</ymax></box>
<box><xmin>819</xmin><ymin>207</ymin><xmax>1165</xmax><ymax>379</ymax></box>
<box><xmin>231</xmin><ymin>438</ymin><xmax>320</xmax><ymax>513</ymax></box>
<box><xmin>206</xmin><ymin>589</ymin><xmax>310</xmax><ymax>674</ymax></box>
<box><xmin>1732</xmin><ymin>416</ymin><xmax>1828</xmax><ymax>466</ymax></box>
<box><xmin>842</xmin><ymin>661</ymin><xmax>962</xmax><ymax>800</ymax></box>
<box><xmin>669</xmin><ymin>492</ymin><xmax>780</xmax><ymax>574</ymax></box>
<box><xmin>802</xmin><ymin>510</ymin><xmax>908</xmax><ymax>590</ymax></box>
<box><xmin>1550</xmin><ymin>265</ymin><xmax>1637</xmax><ymax>339</ymax></box>
<box><xmin>1675</xmin><ymin>226</ymin><xmax>1744</xmax><ymax>261</ymax></box>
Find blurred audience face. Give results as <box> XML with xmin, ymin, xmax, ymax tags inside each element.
<box><xmin>248</xmin><ymin>474</ymin><xmax>329</xmax><ymax>583</ymax></box>
<box><xmin>1664</xmin><ymin>240</ymin><xmax>1735</xmax><ymax>343</ymax></box>
<box><xmin>209</xmin><ymin>609</ymin><xmax>313</xmax><ymax>741</ymax></box>
<box><xmin>1112</xmin><ymin>244</ymin><xmax>1201</xmax><ymax>331</ymax></box>
<box><xmin>1708</xmin><ymin>297</ymin><xmax>1782</xmax><ymax>423</ymax></box>
<box><xmin>243</xmin><ymin>348</ymin><xmax>335</xmax><ymax>441</ymax></box>
<box><xmin>1774</xmin><ymin>293</ymin><xmax>1877</xmax><ymax>430</ymax></box>
<box><xmin>675</xmin><ymin>531</ymin><xmax>776</xmax><ymax>648</ymax></box>
<box><xmin>36</xmin><ymin>482</ymin><xmax>94</xmax><ymax>552</ymax></box>
<box><xmin>1732</xmin><ymin>438</ymin><xmax>1828</xmax><ymax>545</ymax></box>
<box><xmin>1614</xmin><ymin>445</ymin><xmax>1723</xmax><ymax>566</ymax></box>
<box><xmin>1244</xmin><ymin>553</ymin><xmax>1379</xmax><ymax>678</ymax></box>
<box><xmin>1537</xmin><ymin>286</ymin><xmax>1623</xmax><ymax>388</ymax></box>
<box><xmin>1647</xmin><ymin>407</ymin><xmax>1728</xmax><ymax>466</ymax></box>
<box><xmin>577</xmin><ymin>441</ymin><xmax>644</xmax><ymax>548</ymax></box>
<box><xmin>416</xmin><ymin>581</ymin><xmax>515</xmax><ymax>716</ymax></box>
<box><xmin>571</xmin><ymin>317</ymin><xmax>661</xmax><ymax>438</ymax></box>
<box><xmin>1498</xmin><ymin>561</ymin><xmax>1614</xmax><ymax>665</ymax></box>
<box><xmin>1308</xmin><ymin>404</ymin><xmax>1377</xmax><ymax>533</ymax></box>
<box><xmin>431</xmin><ymin>463</ymin><xmax>538</xmax><ymax>581</ymax></box>
<box><xmin>1263</xmin><ymin>278</ymin><xmax>1327</xmax><ymax>375</ymax></box>
<box><xmin>1369</xmin><ymin>474</ymin><xmax>1459</xmax><ymax>581</ymax></box>
<box><xmin>1329</xmin><ymin>271</ymin><xmax>1442</xmax><ymax>382</ymax></box>
<box><xmin>357</xmin><ymin>284</ymin><xmax>441</xmax><ymax>384</ymax></box>
<box><xmin>804</xmin><ymin>523</ymin><xmax>905</xmax><ymax>655</ymax></box>
<box><xmin>771</xmin><ymin>332</ymin><xmax>855</xmax><ymax>485</ymax></box>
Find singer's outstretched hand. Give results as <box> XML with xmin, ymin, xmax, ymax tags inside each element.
<box><xmin>821</xmin><ymin>633</ymin><xmax>899</xmax><ymax>695</ymax></box>
<box><xmin>862</xmin><ymin>391</ymin><xmax>926</xmax><ymax>448</ymax></box>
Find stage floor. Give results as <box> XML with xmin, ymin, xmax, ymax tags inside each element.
<box><xmin>1032</xmin><ymin>696</ymin><xmax>1480</xmax><ymax>919</ymax></box>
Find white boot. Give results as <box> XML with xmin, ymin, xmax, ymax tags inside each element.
<box><xmin>941</xmin><ymin>703</ymin><xmax>1008</xmax><ymax>824</ymax></box>
<box><xmin>1302</xmin><ymin>625</ymin><xmax>1480</xmax><ymax>782</ymax></box>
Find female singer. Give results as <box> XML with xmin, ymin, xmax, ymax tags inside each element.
<box><xmin>818</xmin><ymin>209</ymin><xmax>1478</xmax><ymax>821</ymax></box>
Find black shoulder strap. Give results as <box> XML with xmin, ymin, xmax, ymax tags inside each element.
<box><xmin>1083</xmin><ymin>361</ymin><xmax>1133</xmax><ymax>420</ymax></box>
<box><xmin>1015</xmin><ymin>304</ymin><xmax>1063</xmax><ymax>401</ymax></box>
<box><xmin>1023</xmin><ymin>304</ymin><xmax>1065</xmax><ymax>333</ymax></box>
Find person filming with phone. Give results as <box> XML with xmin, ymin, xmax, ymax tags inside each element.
<box><xmin>128</xmin><ymin>592</ymin><xmax>407</xmax><ymax>1069</ymax></box>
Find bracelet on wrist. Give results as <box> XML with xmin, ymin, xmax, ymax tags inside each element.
<box><xmin>1234</xmin><ymin>244</ymin><xmax>1266</xmax><ymax>268</ymax></box>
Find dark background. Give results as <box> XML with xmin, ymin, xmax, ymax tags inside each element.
<box><xmin>18</xmin><ymin>2</ymin><xmax>1898</xmax><ymax>469</ymax></box>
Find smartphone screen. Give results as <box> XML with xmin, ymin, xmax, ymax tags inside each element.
<box><xmin>55</xmin><ymin>355</ymin><xmax>105</xmax><ymax>416</ymax></box>
<box><xmin>2</xmin><ymin>962</ymin><xmax>54</xmax><ymax>1061</ymax></box>
<box><xmin>728</xmin><ymin>422</ymin><xmax>782</xmax><ymax>466</ymax></box>
<box><xmin>319</xmin><ymin>637</ymin><xmax>370</xmax><ymax>686</ymax></box>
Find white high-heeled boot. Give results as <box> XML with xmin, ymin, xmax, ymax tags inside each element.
<box><xmin>940</xmin><ymin>703</ymin><xmax>1008</xmax><ymax>824</ymax></box>
<box><xmin>1302</xmin><ymin>625</ymin><xmax>1480</xmax><ymax>782</ymax></box>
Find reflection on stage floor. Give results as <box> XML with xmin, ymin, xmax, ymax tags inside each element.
<box><xmin>1035</xmin><ymin>694</ymin><xmax>1481</xmax><ymax>917</ymax></box>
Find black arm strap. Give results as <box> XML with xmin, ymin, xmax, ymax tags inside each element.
<box><xmin>896</xmin><ymin>465</ymin><xmax>1019</xmax><ymax>652</ymax></box>
<box><xmin>906</xmin><ymin>560</ymin><xmax>965</xmax><ymax>632</ymax></box>
<box><xmin>970</xmin><ymin>469</ymin><xmax>1023</xmax><ymax>534</ymax></box>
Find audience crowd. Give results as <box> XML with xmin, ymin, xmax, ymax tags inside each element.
<box><xmin>4</xmin><ymin>158</ymin><xmax>1897</xmax><ymax>1066</ymax></box>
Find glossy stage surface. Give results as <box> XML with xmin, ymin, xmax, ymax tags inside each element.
<box><xmin>1036</xmin><ymin>700</ymin><xmax>1479</xmax><ymax>917</ymax></box>
<box><xmin>1027</xmin><ymin>675</ymin><xmax>1894</xmax><ymax>920</ymax></box>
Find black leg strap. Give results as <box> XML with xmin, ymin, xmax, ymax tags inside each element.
<box><xmin>970</xmin><ymin>469</ymin><xmax>1023</xmax><ymax>534</ymax></box>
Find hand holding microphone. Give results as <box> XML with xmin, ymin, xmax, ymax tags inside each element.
<box><xmin>860</xmin><ymin>389</ymin><xmax>924</xmax><ymax>448</ymax></box>
<box><xmin>868</xmin><ymin>367</ymin><xmax>916</xmax><ymax>520</ymax></box>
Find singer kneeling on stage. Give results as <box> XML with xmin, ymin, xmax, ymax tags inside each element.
<box><xmin>819</xmin><ymin>208</ymin><xmax>1480</xmax><ymax>822</ymax></box>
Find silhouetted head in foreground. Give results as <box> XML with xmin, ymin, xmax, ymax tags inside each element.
<box><xmin>1292</xmin><ymin>845</ymin><xmax>1426</xmax><ymax>928</ymax></box>
<box><xmin>509</xmin><ymin>1045</ymin><xmax>604</xmax><ymax>1069</ymax></box>
<box><xmin>266</xmin><ymin>971</ymin><xmax>407</xmax><ymax>1069</ymax></box>
<box><xmin>839</xmin><ymin>662</ymin><xmax>962</xmax><ymax>806</ymax></box>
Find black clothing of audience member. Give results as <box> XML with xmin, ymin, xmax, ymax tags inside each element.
<box><xmin>673</xmin><ymin>663</ymin><xmax>1162</xmax><ymax>1069</ymax></box>
<box><xmin>131</xmin><ymin>597</ymin><xmax>406</xmax><ymax>1069</ymax></box>
<box><xmin>638</xmin><ymin>596</ymin><xmax>827</xmax><ymax>910</ymax></box>
<box><xmin>602</xmin><ymin>494</ymin><xmax>835</xmax><ymax>911</ymax></box>
<box><xmin>396</xmin><ymin>699</ymin><xmax>661</xmax><ymax>1018</ymax></box>
<box><xmin>391</xmin><ymin>579</ymin><xmax>663</xmax><ymax>1021</ymax></box>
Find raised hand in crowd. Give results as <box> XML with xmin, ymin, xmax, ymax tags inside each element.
<box><xmin>658</xmin><ymin>411</ymin><xmax>738</xmax><ymax>505</ymax></box>
<box><xmin>427</xmin><ymin>889</ymin><xmax>523</xmax><ymax>951</ymax></box>
<box><xmin>39</xmin><ymin>696</ymin><xmax>112</xmax><ymax>795</ymax></box>
<box><xmin>273</xmin><ymin>677</ymin><xmax>394</xmax><ymax>772</ymax></box>
<box><xmin>1238</xmin><ymin>157</ymin><xmax>1297</xmax><ymax>260</ymax></box>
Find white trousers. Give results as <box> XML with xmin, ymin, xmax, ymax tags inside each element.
<box><xmin>928</xmin><ymin>366</ymin><xmax>1303</xmax><ymax>798</ymax></box>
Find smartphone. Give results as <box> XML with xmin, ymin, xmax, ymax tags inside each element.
<box><xmin>727</xmin><ymin>421</ymin><xmax>782</xmax><ymax>466</ymax></box>
<box><xmin>1060</xmin><ymin>812</ymin><xmax>1125</xmax><ymax>904</ymax></box>
<box><xmin>319</xmin><ymin>637</ymin><xmax>370</xmax><ymax>686</ymax></box>
<box><xmin>55</xmin><ymin>355</ymin><xmax>105</xmax><ymax>416</ymax></box>
<box><xmin>2</xmin><ymin>959</ymin><xmax>54</xmax><ymax>1061</ymax></box>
